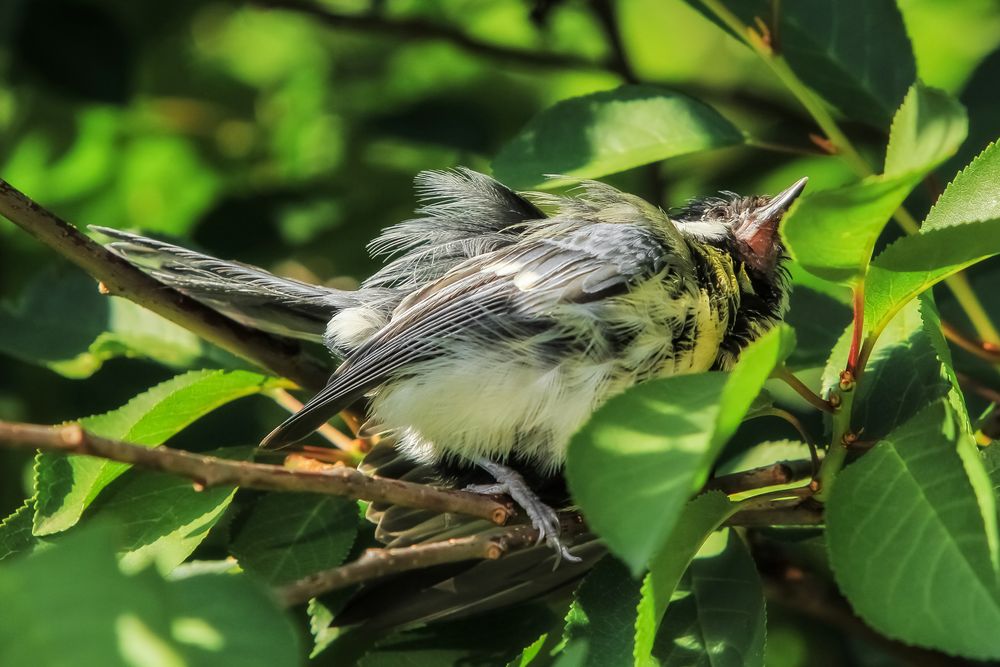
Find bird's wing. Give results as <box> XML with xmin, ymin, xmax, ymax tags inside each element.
<box><xmin>261</xmin><ymin>222</ymin><xmax>673</xmax><ymax>448</ymax></box>
<box><xmin>363</xmin><ymin>168</ymin><xmax>545</xmax><ymax>289</ymax></box>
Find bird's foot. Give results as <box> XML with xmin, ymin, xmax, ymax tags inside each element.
<box><xmin>467</xmin><ymin>458</ymin><xmax>581</xmax><ymax>565</ymax></box>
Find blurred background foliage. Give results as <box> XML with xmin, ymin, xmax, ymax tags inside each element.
<box><xmin>0</xmin><ymin>0</ymin><xmax>998</xmax><ymax>663</ymax></box>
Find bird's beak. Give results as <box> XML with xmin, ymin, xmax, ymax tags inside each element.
<box><xmin>735</xmin><ymin>177</ymin><xmax>808</xmax><ymax>264</ymax></box>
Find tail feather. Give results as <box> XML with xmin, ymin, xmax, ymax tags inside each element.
<box><xmin>92</xmin><ymin>226</ymin><xmax>348</xmax><ymax>342</ymax></box>
<box><xmin>333</xmin><ymin>440</ymin><xmax>604</xmax><ymax>631</ymax></box>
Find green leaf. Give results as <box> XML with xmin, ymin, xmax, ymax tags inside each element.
<box><xmin>883</xmin><ymin>85</ymin><xmax>968</xmax><ymax>177</ymax></box>
<box><xmin>634</xmin><ymin>493</ymin><xmax>737</xmax><ymax>664</ymax></box>
<box><xmin>0</xmin><ymin>523</ymin><xmax>299</xmax><ymax>666</ymax></box>
<box><xmin>0</xmin><ymin>500</ymin><xmax>38</xmax><ymax>562</ymax></box>
<box><xmin>925</xmin><ymin>140</ymin><xmax>1000</xmax><ymax>231</ymax></box>
<box><xmin>563</xmin><ymin>556</ymin><xmax>644</xmax><ymax>667</ymax></box>
<box><xmin>781</xmin><ymin>176</ymin><xmax>916</xmax><ymax>283</ymax></box>
<box><xmin>567</xmin><ymin>326</ymin><xmax>792</xmax><ymax>573</ymax></box>
<box><xmin>864</xmin><ymin>218</ymin><xmax>1000</xmax><ymax>340</ymax></box>
<box><xmin>689</xmin><ymin>0</ymin><xmax>915</xmax><ymax>127</ymax></box>
<box><xmin>230</xmin><ymin>492</ymin><xmax>359</xmax><ymax>585</ymax></box>
<box><xmin>492</xmin><ymin>85</ymin><xmax>743</xmax><ymax>189</ymax></box>
<box><xmin>33</xmin><ymin>370</ymin><xmax>285</xmax><ymax>536</ymax></box>
<box><xmin>783</xmin><ymin>285</ymin><xmax>852</xmax><ymax>370</ymax></box>
<box><xmin>827</xmin><ymin>400</ymin><xmax>1000</xmax><ymax>659</ymax></box>
<box><xmin>359</xmin><ymin>606</ymin><xmax>559</xmax><ymax>667</ymax></box>
<box><xmin>0</xmin><ymin>266</ymin><xmax>240</xmax><ymax>379</ymax></box>
<box><xmin>91</xmin><ymin>447</ymin><xmax>253</xmax><ymax>573</ymax></box>
<box><xmin>653</xmin><ymin>529</ymin><xmax>766</xmax><ymax>667</ymax></box>
<box><xmin>782</xmin><ymin>84</ymin><xmax>967</xmax><ymax>284</ymax></box>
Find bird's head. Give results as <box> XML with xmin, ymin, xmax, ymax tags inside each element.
<box><xmin>671</xmin><ymin>177</ymin><xmax>808</xmax><ymax>275</ymax></box>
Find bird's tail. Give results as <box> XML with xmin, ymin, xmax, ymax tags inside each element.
<box><xmin>330</xmin><ymin>440</ymin><xmax>604</xmax><ymax>633</ymax></box>
<box><xmin>92</xmin><ymin>226</ymin><xmax>352</xmax><ymax>342</ymax></box>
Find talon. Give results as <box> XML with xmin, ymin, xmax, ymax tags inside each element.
<box><xmin>471</xmin><ymin>458</ymin><xmax>580</xmax><ymax>565</ymax></box>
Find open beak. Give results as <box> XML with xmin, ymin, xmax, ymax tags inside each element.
<box><xmin>734</xmin><ymin>177</ymin><xmax>808</xmax><ymax>264</ymax></box>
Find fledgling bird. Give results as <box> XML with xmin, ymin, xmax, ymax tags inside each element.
<box><xmin>94</xmin><ymin>169</ymin><xmax>805</xmax><ymax>564</ymax></box>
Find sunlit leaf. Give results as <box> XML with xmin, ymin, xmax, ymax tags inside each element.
<box><xmin>864</xmin><ymin>218</ymin><xmax>1000</xmax><ymax>340</ymax></box>
<box><xmin>493</xmin><ymin>85</ymin><xmax>743</xmax><ymax>189</ymax></box>
<box><xmin>782</xmin><ymin>84</ymin><xmax>966</xmax><ymax>284</ymax></box>
<box><xmin>567</xmin><ymin>326</ymin><xmax>792</xmax><ymax>573</ymax></box>
<box><xmin>924</xmin><ymin>140</ymin><xmax>1000</xmax><ymax>231</ymax></box>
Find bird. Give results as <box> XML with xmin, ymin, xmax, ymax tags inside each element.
<box><xmin>93</xmin><ymin>168</ymin><xmax>804</xmax><ymax>579</ymax></box>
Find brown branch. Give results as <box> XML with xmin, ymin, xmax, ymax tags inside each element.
<box><xmin>0</xmin><ymin>179</ymin><xmax>331</xmax><ymax>392</ymax></box>
<box><xmin>0</xmin><ymin>420</ymin><xmax>509</xmax><ymax>524</ymax></box>
<box><xmin>253</xmin><ymin>0</ymin><xmax>606</xmax><ymax>71</ymax></box>
<box><xmin>278</xmin><ymin>493</ymin><xmax>824</xmax><ymax>605</ymax></box>
<box><xmin>943</xmin><ymin>321</ymin><xmax>1000</xmax><ymax>364</ymax></box>
<box><xmin>275</xmin><ymin>521</ymin><xmax>583</xmax><ymax>606</ymax></box>
<box><xmin>704</xmin><ymin>459</ymin><xmax>813</xmax><ymax>495</ymax></box>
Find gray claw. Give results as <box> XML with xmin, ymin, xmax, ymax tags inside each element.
<box><xmin>470</xmin><ymin>458</ymin><xmax>582</xmax><ymax>566</ymax></box>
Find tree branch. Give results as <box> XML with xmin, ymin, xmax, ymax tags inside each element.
<box><xmin>277</xmin><ymin>492</ymin><xmax>823</xmax><ymax>605</ymax></box>
<box><xmin>0</xmin><ymin>420</ymin><xmax>510</xmax><ymax>525</ymax></box>
<box><xmin>253</xmin><ymin>0</ymin><xmax>605</xmax><ymax>71</ymax></box>
<box><xmin>276</xmin><ymin>520</ymin><xmax>585</xmax><ymax>606</ymax></box>
<box><xmin>704</xmin><ymin>459</ymin><xmax>813</xmax><ymax>494</ymax></box>
<box><xmin>0</xmin><ymin>178</ymin><xmax>331</xmax><ymax>392</ymax></box>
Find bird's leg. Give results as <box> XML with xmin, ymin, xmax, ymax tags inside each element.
<box><xmin>467</xmin><ymin>458</ymin><xmax>581</xmax><ymax>565</ymax></box>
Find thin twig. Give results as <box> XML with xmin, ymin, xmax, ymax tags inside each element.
<box><xmin>0</xmin><ymin>420</ymin><xmax>510</xmax><ymax>524</ymax></box>
<box><xmin>0</xmin><ymin>179</ymin><xmax>330</xmax><ymax>393</ymax></box>
<box><xmin>943</xmin><ymin>321</ymin><xmax>1000</xmax><ymax>364</ymax></box>
<box><xmin>278</xmin><ymin>496</ymin><xmax>822</xmax><ymax>605</ymax></box>
<box><xmin>704</xmin><ymin>459</ymin><xmax>813</xmax><ymax>495</ymax></box>
<box><xmin>254</xmin><ymin>0</ymin><xmax>604</xmax><ymax>71</ymax></box>
<box><xmin>590</xmin><ymin>0</ymin><xmax>638</xmax><ymax>83</ymax></box>
<box><xmin>276</xmin><ymin>520</ymin><xmax>584</xmax><ymax>606</ymax></box>
<box><xmin>771</xmin><ymin>366</ymin><xmax>833</xmax><ymax>413</ymax></box>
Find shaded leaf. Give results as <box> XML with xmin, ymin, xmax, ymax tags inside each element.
<box><xmin>567</xmin><ymin>326</ymin><xmax>792</xmax><ymax>573</ymax></box>
<box><xmin>563</xmin><ymin>556</ymin><xmax>643</xmax><ymax>667</ymax></box>
<box><xmin>33</xmin><ymin>370</ymin><xmax>285</xmax><ymax>535</ymax></box>
<box><xmin>0</xmin><ymin>500</ymin><xmax>37</xmax><ymax>562</ymax></box>
<box><xmin>493</xmin><ymin>85</ymin><xmax>743</xmax><ymax>189</ymax></box>
<box><xmin>634</xmin><ymin>493</ymin><xmax>737</xmax><ymax>663</ymax></box>
<box><xmin>688</xmin><ymin>0</ymin><xmax>915</xmax><ymax>127</ymax></box>
<box><xmin>827</xmin><ymin>400</ymin><xmax>1000</xmax><ymax>659</ymax></box>
<box><xmin>0</xmin><ymin>266</ymin><xmax>241</xmax><ymax>379</ymax></box>
<box><xmin>653</xmin><ymin>530</ymin><xmax>766</xmax><ymax>667</ymax></box>
<box><xmin>0</xmin><ymin>524</ymin><xmax>299</xmax><ymax>666</ymax></box>
<box><xmin>230</xmin><ymin>492</ymin><xmax>359</xmax><ymax>585</ymax></box>
<box><xmin>92</xmin><ymin>447</ymin><xmax>253</xmax><ymax>573</ymax></box>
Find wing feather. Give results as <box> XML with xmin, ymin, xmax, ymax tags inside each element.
<box><xmin>262</xmin><ymin>222</ymin><xmax>670</xmax><ymax>448</ymax></box>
